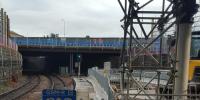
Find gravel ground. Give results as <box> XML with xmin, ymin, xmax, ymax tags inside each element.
<box><xmin>59</xmin><ymin>75</ymin><xmax>74</xmax><ymax>90</ymax></box>
<box><xmin>0</xmin><ymin>75</ymin><xmax>27</xmax><ymax>94</ymax></box>
<box><xmin>17</xmin><ymin>75</ymin><xmax>50</xmax><ymax>100</ymax></box>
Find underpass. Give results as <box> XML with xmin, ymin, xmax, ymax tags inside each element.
<box><xmin>12</xmin><ymin>37</ymin><xmax>122</xmax><ymax>75</ymax></box>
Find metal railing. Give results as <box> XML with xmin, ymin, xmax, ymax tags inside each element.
<box><xmin>11</xmin><ymin>37</ymin><xmax>166</xmax><ymax>52</ymax></box>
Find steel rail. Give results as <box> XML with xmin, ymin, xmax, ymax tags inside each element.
<box><xmin>49</xmin><ymin>75</ymin><xmax>66</xmax><ymax>89</ymax></box>
<box><xmin>0</xmin><ymin>76</ymin><xmax>41</xmax><ymax>100</ymax></box>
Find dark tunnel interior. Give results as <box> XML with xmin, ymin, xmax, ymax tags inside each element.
<box><xmin>20</xmin><ymin>51</ymin><xmax>120</xmax><ymax>75</ymax></box>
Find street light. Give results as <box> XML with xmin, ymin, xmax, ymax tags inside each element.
<box><xmin>61</xmin><ymin>19</ymin><xmax>66</xmax><ymax>37</ymax></box>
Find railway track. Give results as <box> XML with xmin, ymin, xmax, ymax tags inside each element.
<box><xmin>46</xmin><ymin>75</ymin><xmax>54</xmax><ymax>89</ymax></box>
<box><xmin>0</xmin><ymin>75</ymin><xmax>40</xmax><ymax>100</ymax></box>
<box><xmin>48</xmin><ymin>75</ymin><xmax>66</xmax><ymax>89</ymax></box>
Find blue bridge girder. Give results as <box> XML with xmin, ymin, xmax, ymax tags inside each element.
<box><xmin>11</xmin><ymin>37</ymin><xmax>163</xmax><ymax>54</ymax></box>
<box><xmin>12</xmin><ymin>37</ymin><xmax>124</xmax><ymax>49</ymax></box>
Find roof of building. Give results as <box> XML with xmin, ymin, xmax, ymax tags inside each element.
<box><xmin>9</xmin><ymin>31</ymin><xmax>24</xmax><ymax>37</ymax></box>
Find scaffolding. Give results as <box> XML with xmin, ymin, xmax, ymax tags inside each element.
<box><xmin>117</xmin><ymin>0</ymin><xmax>199</xmax><ymax>99</ymax></box>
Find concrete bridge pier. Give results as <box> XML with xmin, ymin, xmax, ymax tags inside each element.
<box><xmin>175</xmin><ymin>23</ymin><xmax>192</xmax><ymax>99</ymax></box>
<box><xmin>174</xmin><ymin>0</ymin><xmax>198</xmax><ymax>99</ymax></box>
<box><xmin>69</xmin><ymin>53</ymin><xmax>74</xmax><ymax>75</ymax></box>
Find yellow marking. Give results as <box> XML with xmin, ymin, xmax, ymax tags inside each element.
<box><xmin>189</xmin><ymin>60</ymin><xmax>200</xmax><ymax>81</ymax></box>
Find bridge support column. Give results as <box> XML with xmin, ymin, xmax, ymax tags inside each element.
<box><xmin>174</xmin><ymin>1</ymin><xmax>198</xmax><ymax>99</ymax></box>
<box><xmin>175</xmin><ymin>23</ymin><xmax>192</xmax><ymax>99</ymax></box>
<box><xmin>69</xmin><ymin>53</ymin><xmax>74</xmax><ymax>75</ymax></box>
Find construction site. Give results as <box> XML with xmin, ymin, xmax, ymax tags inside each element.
<box><xmin>0</xmin><ymin>0</ymin><xmax>200</xmax><ymax>100</ymax></box>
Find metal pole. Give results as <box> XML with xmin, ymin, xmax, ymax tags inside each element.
<box><xmin>78</xmin><ymin>54</ymin><xmax>81</xmax><ymax>78</ymax></box>
<box><xmin>4</xmin><ymin>12</ymin><xmax>7</xmax><ymax>46</ymax></box>
<box><xmin>1</xmin><ymin>8</ymin><xmax>3</xmax><ymax>36</ymax></box>
<box><xmin>63</xmin><ymin>21</ymin><xmax>65</xmax><ymax>37</ymax></box>
<box><xmin>1</xmin><ymin>9</ymin><xmax>5</xmax><ymax>46</ymax></box>
<box><xmin>1</xmin><ymin>48</ymin><xmax>4</xmax><ymax>79</ymax></box>
<box><xmin>174</xmin><ymin>23</ymin><xmax>192</xmax><ymax>99</ymax></box>
<box><xmin>157</xmin><ymin>71</ymin><xmax>160</xmax><ymax>100</ymax></box>
<box><xmin>26</xmin><ymin>34</ymin><xmax>28</xmax><ymax>48</ymax></box>
<box><xmin>78</xmin><ymin>62</ymin><xmax>80</xmax><ymax>78</ymax></box>
<box><xmin>70</xmin><ymin>53</ymin><xmax>73</xmax><ymax>75</ymax></box>
<box><xmin>71</xmin><ymin>53</ymin><xmax>74</xmax><ymax>74</ymax></box>
<box><xmin>9</xmin><ymin>49</ymin><xmax>12</xmax><ymax>81</ymax></box>
<box><xmin>69</xmin><ymin>53</ymin><xmax>74</xmax><ymax>75</ymax></box>
<box><xmin>159</xmin><ymin>29</ymin><xmax>163</xmax><ymax>67</ymax></box>
<box><xmin>126</xmin><ymin>73</ymin><xmax>130</xmax><ymax>100</ymax></box>
<box><xmin>61</xmin><ymin>19</ymin><xmax>66</xmax><ymax>37</ymax></box>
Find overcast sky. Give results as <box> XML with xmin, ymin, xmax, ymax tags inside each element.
<box><xmin>1</xmin><ymin>0</ymin><xmax>175</xmax><ymax>37</ymax></box>
<box><xmin>1</xmin><ymin>0</ymin><xmax>125</xmax><ymax>37</ymax></box>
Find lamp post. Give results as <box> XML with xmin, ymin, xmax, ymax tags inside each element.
<box><xmin>61</xmin><ymin>19</ymin><xmax>66</xmax><ymax>37</ymax></box>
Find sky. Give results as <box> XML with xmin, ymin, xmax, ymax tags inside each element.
<box><xmin>1</xmin><ymin>0</ymin><xmax>174</xmax><ymax>37</ymax></box>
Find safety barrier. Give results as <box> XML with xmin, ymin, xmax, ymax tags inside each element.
<box><xmin>88</xmin><ymin>68</ymin><xmax>114</xmax><ymax>100</ymax></box>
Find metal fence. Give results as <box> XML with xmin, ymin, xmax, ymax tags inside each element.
<box><xmin>0</xmin><ymin>46</ymin><xmax>22</xmax><ymax>82</ymax></box>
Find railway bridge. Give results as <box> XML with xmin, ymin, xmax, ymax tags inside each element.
<box><xmin>12</xmin><ymin>37</ymin><xmax>163</xmax><ymax>75</ymax></box>
<box><xmin>12</xmin><ymin>37</ymin><xmax>124</xmax><ymax>75</ymax></box>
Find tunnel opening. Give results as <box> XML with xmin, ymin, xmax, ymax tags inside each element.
<box><xmin>20</xmin><ymin>51</ymin><xmax>120</xmax><ymax>75</ymax></box>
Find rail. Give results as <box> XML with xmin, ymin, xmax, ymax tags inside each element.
<box><xmin>54</xmin><ymin>75</ymin><xmax>66</xmax><ymax>88</ymax></box>
<box><xmin>0</xmin><ymin>75</ymin><xmax>40</xmax><ymax>100</ymax></box>
<box><xmin>49</xmin><ymin>75</ymin><xmax>66</xmax><ymax>89</ymax></box>
<box><xmin>46</xmin><ymin>75</ymin><xmax>54</xmax><ymax>89</ymax></box>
